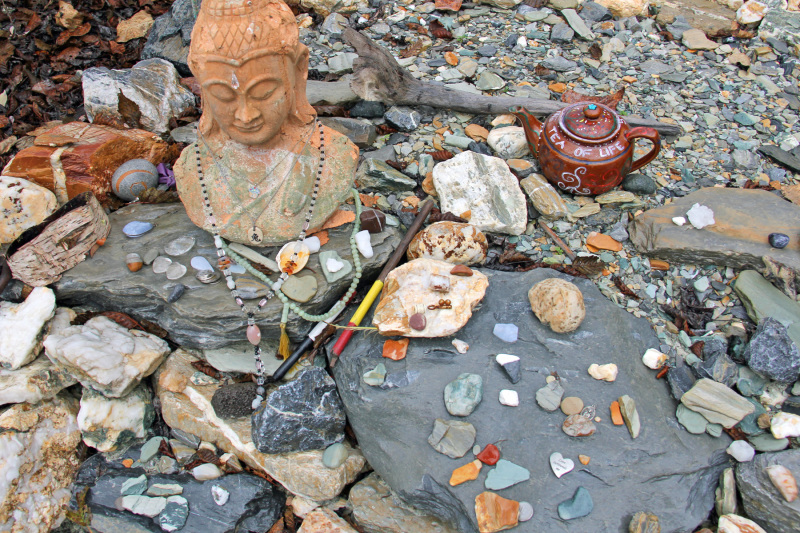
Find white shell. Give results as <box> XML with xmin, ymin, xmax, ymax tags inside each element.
<box><xmin>276</xmin><ymin>241</ymin><xmax>310</xmax><ymax>274</ymax></box>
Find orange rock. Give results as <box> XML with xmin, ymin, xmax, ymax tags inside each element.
<box><xmin>649</xmin><ymin>259</ymin><xmax>670</xmax><ymax>271</ymax></box>
<box><xmin>460</xmin><ymin>210</ymin><xmax>471</xmax><ymax>220</ymax></box>
<box><xmin>404</xmin><ymin>195</ymin><xmax>420</xmax><ymax>208</ymax></box>
<box><xmin>548</xmin><ymin>82</ymin><xmax>566</xmax><ymax>93</ymax></box>
<box><xmin>610</xmin><ymin>401</ymin><xmax>624</xmax><ymax>426</ymax></box>
<box><xmin>122</xmin><ymin>458</ymin><xmax>134</xmax><ymax>468</ymax></box>
<box><xmin>359</xmin><ymin>193</ymin><xmax>379</xmax><ymax>208</ymax></box>
<box><xmin>422</xmin><ymin>173</ymin><xmax>437</xmax><ymax>197</ymax></box>
<box><xmin>579</xmin><ymin>455</ymin><xmax>590</xmax><ymax>465</ymax></box>
<box><xmin>586</xmin><ymin>232</ymin><xmax>623</xmax><ymax>252</ymax></box>
<box><xmin>622</xmin><ymin>75</ymin><xmax>637</xmax><ymax>83</ymax></box>
<box><xmin>435</xmin><ymin>0</ymin><xmax>463</xmax><ymax>11</ymax></box>
<box><xmin>445</xmin><ymin>51</ymin><xmax>460</xmax><ymax>66</ymax></box>
<box><xmin>383</xmin><ymin>338</ymin><xmax>409</xmax><ymax>361</ymax></box>
<box><xmin>319</xmin><ymin>210</ymin><xmax>356</xmax><ymax>230</ymax></box>
<box><xmin>310</xmin><ymin>230</ymin><xmax>329</xmax><ymax>246</ymax></box>
<box><xmin>465</xmin><ymin>124</ymin><xmax>489</xmax><ymax>142</ymax></box>
<box><xmin>450</xmin><ymin>459</ymin><xmax>482</xmax><ymax>486</ymax></box>
<box><xmin>475</xmin><ymin>492</ymin><xmax>519</xmax><ymax>533</ymax></box>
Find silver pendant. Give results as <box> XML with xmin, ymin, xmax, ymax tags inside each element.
<box><xmin>249</xmin><ymin>185</ymin><xmax>260</xmax><ymax>199</ymax></box>
<box><xmin>249</xmin><ymin>227</ymin><xmax>264</xmax><ymax>245</ymax></box>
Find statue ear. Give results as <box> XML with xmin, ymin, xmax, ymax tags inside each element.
<box><xmin>292</xmin><ymin>44</ymin><xmax>315</xmax><ymax>124</ymax></box>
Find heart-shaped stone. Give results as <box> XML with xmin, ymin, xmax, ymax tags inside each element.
<box><xmin>550</xmin><ymin>452</ymin><xmax>574</xmax><ymax>479</ymax></box>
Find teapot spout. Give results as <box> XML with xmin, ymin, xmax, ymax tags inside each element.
<box><xmin>510</xmin><ymin>106</ymin><xmax>541</xmax><ymax>157</ymax></box>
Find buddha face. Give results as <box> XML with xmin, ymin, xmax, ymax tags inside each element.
<box><xmin>199</xmin><ymin>55</ymin><xmax>297</xmax><ymax>146</ymax></box>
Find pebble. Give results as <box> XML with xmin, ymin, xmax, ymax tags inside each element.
<box><xmin>518</xmin><ymin>501</ymin><xmax>534</xmax><ymax>522</ymax></box>
<box><xmin>140</xmin><ymin>436</ymin><xmax>165</xmax><ymax>462</ymax></box>
<box><xmin>769</xmin><ymin>232</ymin><xmax>790</xmax><ymax>249</ymax></box>
<box><xmin>493</xmin><ymin>323</ymin><xmax>518</xmax><ymax>343</ymax></box>
<box><xmin>449</xmin><ymin>459</ymin><xmax>482</xmax><ymax>486</ymax></box>
<box><xmin>642</xmin><ymin>348</ymin><xmax>668</xmax><ymax>369</ymax></box>
<box><xmin>498</xmin><ymin>389</ymin><xmax>519</xmax><ymax>407</ymax></box>
<box><xmin>363</xmin><ymin>363</ymin><xmax>387</xmax><ymax>387</ymax></box>
<box><xmin>190</xmin><ymin>256</ymin><xmax>213</xmax><ymax>271</ymax></box>
<box><xmin>536</xmin><ymin>381</ymin><xmax>565</xmax><ymax>411</ymax></box>
<box><xmin>561</xmin><ymin>396</ymin><xmax>584</xmax><ymax>416</ymax></box>
<box><xmin>549</xmin><ymin>452</ymin><xmax>574</xmax><ymax>478</ymax></box>
<box><xmin>770</xmin><ymin>411</ymin><xmax>800</xmax><ymax>439</ymax></box>
<box><xmin>686</xmin><ymin>203</ymin><xmax>715</xmax><ymax>229</ymax></box>
<box><xmin>452</xmin><ymin>339</ymin><xmax>469</xmax><ymax>353</ymax></box>
<box><xmin>211</xmin><ymin>485</ymin><xmax>229</xmax><ymax>506</ymax></box>
<box><xmin>428</xmin><ymin>418</ymin><xmax>476</xmax><ymax>459</ymax></box>
<box><xmin>191</xmin><ymin>463</ymin><xmax>222</xmax><ymax>481</ymax></box>
<box><xmin>146</xmin><ymin>483</ymin><xmax>183</xmax><ymax>497</ymax></box>
<box><xmin>588</xmin><ymin>363</ymin><xmax>618</xmax><ymax>382</ymax></box>
<box><xmin>496</xmin><ymin>353</ymin><xmax>521</xmax><ymax>383</ymax></box>
<box><xmin>618</xmin><ymin>395</ymin><xmax>641</xmax><ymax>439</ymax></box>
<box><xmin>444</xmin><ymin>373</ymin><xmax>484</xmax><ymax>416</ymax></box>
<box><xmin>528</xmin><ymin>278</ymin><xmax>585</xmax><ymax>333</ymax></box>
<box><xmin>143</xmin><ymin>249</ymin><xmax>159</xmax><ymax>265</ymax></box>
<box><xmin>165</xmin><ymin>262</ymin><xmax>187</xmax><ymax>280</ymax></box>
<box><xmin>122</xmin><ymin>221</ymin><xmax>154</xmax><ymax>238</ymax></box>
<box><xmin>126</xmin><ymin>253</ymin><xmax>143</xmax><ymax>272</ymax></box>
<box><xmin>629</xmin><ymin>512</ymin><xmax>660</xmax><ymax>533</ymax></box>
<box><xmin>578</xmin><ymin>455</ymin><xmax>590</xmax><ymax>465</ymax></box>
<box><xmin>164</xmin><ymin>236</ymin><xmax>195</xmax><ymax>256</ymax></box>
<box><xmin>281</xmin><ymin>275</ymin><xmax>318</xmax><ymax>303</ymax></box>
<box><xmin>476</xmin><ymin>443</ymin><xmax>501</xmax><ymax>466</ymax></box>
<box><xmin>485</xmin><ymin>459</ymin><xmax>530</xmax><ymax>490</ymax></box>
<box><xmin>121</xmin><ymin>495</ymin><xmax>167</xmax><ymax>518</ymax></box>
<box><xmin>562</xmin><ymin>414</ymin><xmax>596</xmax><ymax>437</ymax></box>
<box><xmin>766</xmin><ymin>464</ymin><xmax>798</xmax><ymax>502</ymax></box>
<box><xmin>159</xmin><ymin>495</ymin><xmax>189</xmax><ymax>532</ymax></box>
<box><xmin>152</xmin><ymin>256</ymin><xmax>172</xmax><ymax>274</ymax></box>
<box><xmin>322</xmin><ymin>442</ymin><xmax>348</xmax><ymax>469</ymax></box>
<box><xmin>121</xmin><ymin>474</ymin><xmax>148</xmax><ymax>496</ymax></box>
<box><xmin>557</xmin><ymin>487</ymin><xmax>593</xmax><ymax>520</ymax></box>
<box><xmin>355</xmin><ymin>230</ymin><xmax>374</xmax><ymax>258</ymax></box>
<box><xmin>167</xmin><ymin>284</ymin><xmax>185</xmax><ymax>303</ymax></box>
<box><xmin>382</xmin><ymin>338</ymin><xmax>409</xmax><ymax>361</ymax></box>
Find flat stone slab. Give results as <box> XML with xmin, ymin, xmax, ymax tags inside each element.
<box><xmin>628</xmin><ymin>187</ymin><xmax>800</xmax><ymax>271</ymax></box>
<box><xmin>334</xmin><ymin>269</ymin><xmax>731</xmax><ymax>533</ymax></box>
<box><xmin>54</xmin><ymin>203</ymin><xmax>400</xmax><ymax>349</ymax></box>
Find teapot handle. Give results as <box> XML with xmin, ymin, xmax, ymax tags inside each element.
<box><xmin>626</xmin><ymin>127</ymin><xmax>661</xmax><ymax>172</ymax></box>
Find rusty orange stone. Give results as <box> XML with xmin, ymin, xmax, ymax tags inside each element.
<box><xmin>445</xmin><ymin>51</ymin><xmax>460</xmax><ymax>66</ymax></box>
<box><xmin>465</xmin><ymin>124</ymin><xmax>489</xmax><ymax>142</ymax></box>
<box><xmin>586</xmin><ymin>232</ymin><xmax>623</xmax><ymax>252</ymax></box>
<box><xmin>422</xmin><ymin>173</ymin><xmax>437</xmax><ymax>196</ymax></box>
<box><xmin>579</xmin><ymin>455</ymin><xmax>590</xmax><ymax>465</ymax></box>
<box><xmin>475</xmin><ymin>492</ymin><xmax>519</xmax><ymax>533</ymax></box>
<box><xmin>610</xmin><ymin>401</ymin><xmax>624</xmax><ymax>426</ymax></box>
<box><xmin>450</xmin><ymin>264</ymin><xmax>474</xmax><ymax>277</ymax></box>
<box><xmin>649</xmin><ymin>259</ymin><xmax>670</xmax><ymax>271</ymax></box>
<box><xmin>383</xmin><ymin>338</ymin><xmax>409</xmax><ymax>361</ymax></box>
<box><xmin>450</xmin><ymin>459</ymin><xmax>482</xmax><ymax>486</ymax></box>
<box><xmin>122</xmin><ymin>458</ymin><xmax>134</xmax><ymax>468</ymax></box>
<box><xmin>548</xmin><ymin>82</ymin><xmax>566</xmax><ymax>93</ymax></box>
<box><xmin>435</xmin><ymin>0</ymin><xmax>463</xmax><ymax>11</ymax></box>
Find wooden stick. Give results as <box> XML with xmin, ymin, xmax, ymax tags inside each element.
<box><xmin>342</xmin><ymin>28</ymin><xmax>682</xmax><ymax>138</ymax></box>
<box><xmin>538</xmin><ymin>220</ymin><xmax>577</xmax><ymax>261</ymax></box>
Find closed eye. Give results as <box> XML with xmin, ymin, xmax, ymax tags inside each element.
<box><xmin>248</xmin><ymin>80</ymin><xmax>280</xmax><ymax>101</ymax></box>
<box><xmin>206</xmin><ymin>83</ymin><xmax>236</xmax><ymax>103</ymax></box>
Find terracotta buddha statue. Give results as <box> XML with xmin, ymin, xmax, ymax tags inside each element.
<box><xmin>174</xmin><ymin>0</ymin><xmax>358</xmax><ymax>245</ymax></box>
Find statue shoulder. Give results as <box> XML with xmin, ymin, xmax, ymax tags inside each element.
<box><xmin>318</xmin><ymin>124</ymin><xmax>359</xmax><ymax>169</ymax></box>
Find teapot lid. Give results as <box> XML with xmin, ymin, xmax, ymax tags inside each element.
<box><xmin>560</xmin><ymin>103</ymin><xmax>620</xmax><ymax>144</ymax></box>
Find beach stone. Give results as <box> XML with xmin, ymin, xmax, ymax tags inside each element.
<box><xmin>211</xmin><ymin>382</ymin><xmax>256</xmax><ymax>419</ymax></box>
<box><xmin>677</xmin><ymin>404</ymin><xmax>709</xmax><ymax>434</ymax></box>
<box><xmin>563</xmin><ymin>414</ymin><xmax>597</xmax><ymax>437</ymax></box>
<box><xmin>486</xmin><ymin>127</ymin><xmax>529</xmax><ymax>159</ymax></box>
<box><xmin>736</xmin><ymin>451</ymin><xmax>800</xmax><ymax>532</ymax></box>
<box><xmin>0</xmin><ymin>354</ymin><xmax>77</xmax><ymax>406</ymax></box>
<box><xmin>474</xmin><ymin>492</ymin><xmax>519</xmax><ymax>533</ymax></box>
<box><xmin>428</xmin><ymin>419</ymin><xmax>476</xmax><ymax>459</ymax></box>
<box><xmin>444</xmin><ymin>373</ymin><xmax>483</xmax><ymax>416</ymax></box>
<box><xmin>82</xmin><ymin>58</ymin><xmax>195</xmax><ymax>135</ymax></box>
<box><xmin>619</xmin><ymin>395</ymin><xmax>641</xmax><ymax>438</ymax></box>
<box><xmin>561</xmin><ymin>396</ymin><xmax>584</xmax><ymax>415</ymax></box>
<box><xmin>53</xmin><ymin>203</ymin><xmax>401</xmax><ymax>349</ymax></box>
<box><xmin>297</xmin><ymin>508</ymin><xmax>357</xmax><ymax>533</ymax></box>
<box><xmin>0</xmin><ymin>394</ymin><xmax>82</xmax><ymax>533</ymax></box>
<box><xmin>750</xmin><ymin>433</ymin><xmax>790</xmax><ymax>452</ymax></box>
<box><xmin>349</xmin><ymin>473</ymin><xmax>458</xmax><ymax>533</ymax></box>
<box><xmin>355</xmin><ymin>159</ymin><xmax>417</xmax><ymax>193</ymax></box>
<box><xmin>363</xmin><ymin>362</ymin><xmax>387</xmax><ymax>386</ymax></box>
<box><xmin>407</xmin><ymin>222</ymin><xmax>488</xmax><ymax>265</ymax></box>
<box><xmin>735</xmin><ymin>270</ymin><xmax>800</xmax><ymax>349</ymax></box>
<box><xmin>0</xmin><ymin>176</ymin><xmax>57</xmax><ymax>244</ymax></box>
<box><xmin>558</xmin><ymin>486</ymin><xmax>593</xmax><ymax>520</ymax></box>
<box><xmin>622</xmin><ymin>173</ymin><xmax>657</xmax><ymax>195</ymax></box>
<box><xmin>484</xmin><ymin>460</ymin><xmax>530</xmax><ymax>490</ymax></box>
<box><xmin>281</xmin><ymin>275</ymin><xmax>318</xmax><ymax>303</ymax></box>
<box><xmin>323</xmin><ymin>443</ymin><xmax>348</xmax><ymax>469</ymax></box>
<box><xmin>629</xmin><ymin>511</ymin><xmax>660</xmax><ymax>533</ymax></box>
<box><xmin>496</xmin><ymin>354</ymin><xmax>521</xmax><ymax>384</ymax></box>
<box><xmin>716</xmin><ymin>468</ymin><xmax>738</xmax><ymax>517</ymax></box>
<box><xmin>43</xmin><ymin>316</ymin><xmax>170</xmax><ymax>397</ymax></box>
<box><xmin>629</xmin><ymin>188</ymin><xmax>800</xmax><ymax>271</ymax></box>
<box><xmin>154</xmin><ymin>350</ymin><xmax>364</xmax><ymax>501</ymax></box>
<box><xmin>536</xmin><ymin>380</ymin><xmax>565</xmax><ymax>411</ymax></box>
<box><xmin>373</xmin><ymin>258</ymin><xmax>489</xmax><ymax>338</ymax></box>
<box><xmin>0</xmin><ymin>287</ymin><xmax>56</xmax><ymax>370</ymax></box>
<box><xmin>743</xmin><ymin>317</ymin><xmax>800</xmax><ymax>383</ymax></box>
<box><xmin>433</xmin><ymin>151</ymin><xmax>527</xmax><ymax>235</ymax></box>
<box><xmin>528</xmin><ymin>278</ymin><xmax>585</xmax><ymax>333</ymax></box>
<box><xmin>718</xmin><ymin>515</ymin><xmax>768</xmax><ymax>533</ymax></box>
<box><xmin>384</xmin><ymin>106</ymin><xmax>421</xmax><ymax>132</ymax></box>
<box><xmin>334</xmin><ymin>269</ymin><xmax>732</xmax><ymax>533</ymax></box>
<box><xmin>78</xmin><ymin>383</ymin><xmax>154</xmax><ymax>452</ymax></box>
<box><xmin>450</xmin><ymin>460</ymin><xmax>482</xmax><ymax>486</ymax></box>
<box><xmin>520</xmin><ymin>174</ymin><xmax>570</xmax><ymax>220</ymax></box>
<box><xmin>252</xmin><ymin>367</ymin><xmax>346</xmax><ymax>454</ymax></box>
<box><xmin>681</xmin><ymin>379</ymin><xmax>755</xmax><ymax>428</ymax></box>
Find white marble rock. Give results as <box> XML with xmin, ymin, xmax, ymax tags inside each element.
<box><xmin>77</xmin><ymin>383</ymin><xmax>153</xmax><ymax>452</ymax></box>
<box><xmin>486</xmin><ymin>126</ymin><xmax>531</xmax><ymax>160</ymax></box>
<box><xmin>432</xmin><ymin>151</ymin><xmax>527</xmax><ymax>235</ymax></box>
<box><xmin>0</xmin><ymin>355</ymin><xmax>77</xmax><ymax>406</ymax></box>
<box><xmin>0</xmin><ymin>287</ymin><xmax>57</xmax><ymax>370</ymax></box>
<box><xmin>0</xmin><ymin>176</ymin><xmax>58</xmax><ymax>244</ymax></box>
<box><xmin>355</xmin><ymin>230</ymin><xmax>374</xmax><ymax>258</ymax></box>
<box><xmin>43</xmin><ymin>316</ymin><xmax>170</xmax><ymax>397</ymax></box>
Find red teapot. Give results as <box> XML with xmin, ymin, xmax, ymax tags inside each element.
<box><xmin>511</xmin><ymin>103</ymin><xmax>661</xmax><ymax>196</ymax></box>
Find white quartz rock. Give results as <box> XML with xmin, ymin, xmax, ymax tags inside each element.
<box><xmin>672</xmin><ymin>216</ymin><xmax>686</xmax><ymax>226</ymax></box>
<box><xmin>686</xmin><ymin>203</ymin><xmax>715</xmax><ymax>229</ymax></box>
<box><xmin>432</xmin><ymin>151</ymin><xmax>528</xmax><ymax>235</ymax></box>
<box><xmin>771</xmin><ymin>411</ymin><xmax>800</xmax><ymax>439</ymax></box>
<box><xmin>0</xmin><ymin>176</ymin><xmax>58</xmax><ymax>244</ymax></box>
<box><xmin>355</xmin><ymin>230</ymin><xmax>374</xmax><ymax>259</ymax></box>
<box><xmin>77</xmin><ymin>383</ymin><xmax>153</xmax><ymax>452</ymax></box>
<box><xmin>303</xmin><ymin>235</ymin><xmax>321</xmax><ymax>254</ymax></box>
<box><xmin>452</xmin><ymin>339</ymin><xmax>470</xmax><ymax>353</ymax></box>
<box><xmin>588</xmin><ymin>363</ymin><xmax>618</xmax><ymax>382</ymax></box>
<box><xmin>0</xmin><ymin>394</ymin><xmax>82</xmax><ymax>533</ymax></box>
<box><xmin>326</xmin><ymin>257</ymin><xmax>344</xmax><ymax>273</ymax></box>
<box><xmin>499</xmin><ymin>389</ymin><xmax>520</xmax><ymax>407</ymax></box>
<box><xmin>211</xmin><ymin>485</ymin><xmax>230</xmax><ymax>506</ymax></box>
<box><xmin>486</xmin><ymin>126</ymin><xmax>530</xmax><ymax>159</ymax></box>
<box><xmin>43</xmin><ymin>316</ymin><xmax>170</xmax><ymax>398</ymax></box>
<box><xmin>192</xmin><ymin>463</ymin><xmax>223</xmax><ymax>481</ymax></box>
<box><xmin>726</xmin><ymin>440</ymin><xmax>756</xmax><ymax>462</ymax></box>
<box><xmin>0</xmin><ymin>355</ymin><xmax>77</xmax><ymax>406</ymax></box>
<box><xmin>642</xmin><ymin>348</ymin><xmax>668</xmax><ymax>369</ymax></box>
<box><xmin>0</xmin><ymin>286</ymin><xmax>56</xmax><ymax>370</ymax></box>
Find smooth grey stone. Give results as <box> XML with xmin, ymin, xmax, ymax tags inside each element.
<box><xmin>123</xmin><ymin>221</ymin><xmax>154</xmax><ymax>238</ymax></box>
<box><xmin>384</xmin><ymin>106</ymin><xmax>422</xmax><ymax>132</ymax></box>
<box><xmin>550</xmin><ymin>23</ymin><xmax>575</xmax><ymax>43</ymax></box>
<box><xmin>53</xmin><ymin>203</ymin><xmax>401</xmax><ymax>349</ymax></box>
<box><xmin>736</xmin><ymin>449</ymin><xmax>800</xmax><ymax>532</ymax></box>
<box><xmin>252</xmin><ymin>367</ymin><xmax>345</xmax><ymax>454</ymax></box>
<box><xmin>167</xmin><ymin>284</ymin><xmax>185</xmax><ymax>303</ymax></box>
<box><xmin>334</xmin><ymin>269</ymin><xmax>731</xmax><ymax>533</ymax></box>
<box><xmin>541</xmin><ymin>55</ymin><xmax>577</xmax><ymax>72</ymax></box>
<box><xmin>621</xmin><ymin>173</ymin><xmax>657</xmax><ymax>195</ymax></box>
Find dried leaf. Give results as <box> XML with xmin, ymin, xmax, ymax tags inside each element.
<box><xmin>376</xmin><ymin>124</ymin><xmax>398</xmax><ymax>135</ymax></box>
<box><xmin>0</xmin><ymin>42</ymin><xmax>15</xmax><ymax>69</ymax></box>
<box><xmin>385</xmin><ymin>160</ymin><xmax>408</xmax><ymax>171</ymax></box>
<box><xmin>612</xmin><ymin>275</ymin><xmax>640</xmax><ymax>300</ymax></box>
<box><xmin>191</xmin><ymin>360</ymin><xmax>222</xmax><ymax>381</ymax></box>
<box><xmin>99</xmin><ymin>311</ymin><xmax>142</xmax><ymax>330</ymax></box>
<box><xmin>572</xmin><ymin>256</ymin><xmax>605</xmax><ymax>277</ymax></box>
<box><xmin>589</xmin><ymin>43</ymin><xmax>602</xmax><ymax>60</ymax></box>
<box><xmin>118</xmin><ymin>90</ymin><xmax>142</xmax><ymax>129</ymax></box>
<box><xmin>427</xmin><ymin>150</ymin><xmax>454</xmax><ymax>161</ymax></box>
<box><xmin>400</xmin><ymin>40</ymin><xmax>426</xmax><ymax>59</ymax></box>
<box><xmin>158</xmin><ymin>439</ymin><xmax>176</xmax><ymax>460</ymax></box>
<box><xmin>196</xmin><ymin>447</ymin><xmax>221</xmax><ymax>466</ymax></box>
<box><xmin>55</xmin><ymin>21</ymin><xmax>91</xmax><ymax>47</ymax></box>
<box><xmin>429</xmin><ymin>20</ymin><xmax>453</xmax><ymax>40</ymax></box>
<box><xmin>690</xmin><ymin>341</ymin><xmax>705</xmax><ymax>359</ymax></box>
<box><xmin>406</xmin><ymin>22</ymin><xmax>428</xmax><ymax>35</ymax></box>
<box><xmin>534</xmin><ymin>64</ymin><xmax>553</xmax><ymax>77</ymax></box>
<box><xmin>267</xmin><ymin>518</ymin><xmax>285</xmax><ymax>533</ymax></box>
<box><xmin>428</xmin><ymin>209</ymin><xmax>467</xmax><ymax>223</ymax></box>
<box><xmin>562</xmin><ymin>87</ymin><xmax>626</xmax><ymax>110</ymax></box>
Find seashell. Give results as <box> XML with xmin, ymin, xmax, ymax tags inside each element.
<box><xmin>276</xmin><ymin>241</ymin><xmax>310</xmax><ymax>275</ymax></box>
<box><xmin>123</xmin><ymin>221</ymin><xmax>154</xmax><ymax>238</ymax></box>
<box><xmin>196</xmin><ymin>269</ymin><xmax>221</xmax><ymax>284</ymax></box>
<box><xmin>766</xmin><ymin>464</ymin><xmax>798</xmax><ymax>502</ymax></box>
<box><xmin>126</xmin><ymin>253</ymin><xmax>143</xmax><ymax>272</ymax></box>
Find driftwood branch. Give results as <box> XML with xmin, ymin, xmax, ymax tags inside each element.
<box><xmin>342</xmin><ymin>28</ymin><xmax>682</xmax><ymax>138</ymax></box>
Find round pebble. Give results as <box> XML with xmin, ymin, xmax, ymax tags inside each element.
<box><xmin>518</xmin><ymin>501</ymin><xmax>534</xmax><ymax>522</ymax></box>
<box><xmin>143</xmin><ymin>249</ymin><xmax>159</xmax><ymax>265</ymax></box>
<box><xmin>322</xmin><ymin>442</ymin><xmax>348</xmax><ymax>469</ymax></box>
<box><xmin>561</xmin><ymin>397</ymin><xmax>584</xmax><ymax>416</ymax></box>
<box><xmin>473</xmin><ymin>445</ymin><xmax>482</xmax><ymax>455</ymax></box>
<box><xmin>769</xmin><ymin>232</ymin><xmax>789</xmax><ymax>249</ymax></box>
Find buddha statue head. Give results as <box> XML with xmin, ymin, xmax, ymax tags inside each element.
<box><xmin>188</xmin><ymin>0</ymin><xmax>316</xmax><ymax>147</ymax></box>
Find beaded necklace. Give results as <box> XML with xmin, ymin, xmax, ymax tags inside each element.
<box><xmin>193</xmin><ymin>120</ymin><xmax>363</xmax><ymax>409</ymax></box>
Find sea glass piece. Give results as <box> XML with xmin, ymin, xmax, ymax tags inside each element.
<box><xmin>153</xmin><ymin>256</ymin><xmax>173</xmax><ymax>274</ymax></box>
<box><xmin>165</xmin><ymin>236</ymin><xmax>196</xmax><ymax>256</ymax></box>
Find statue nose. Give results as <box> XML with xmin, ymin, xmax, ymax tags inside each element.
<box><xmin>234</xmin><ymin>100</ymin><xmax>260</xmax><ymax>124</ymax></box>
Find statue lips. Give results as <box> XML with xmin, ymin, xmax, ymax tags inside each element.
<box><xmin>233</xmin><ymin>120</ymin><xmax>265</xmax><ymax>133</ymax></box>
